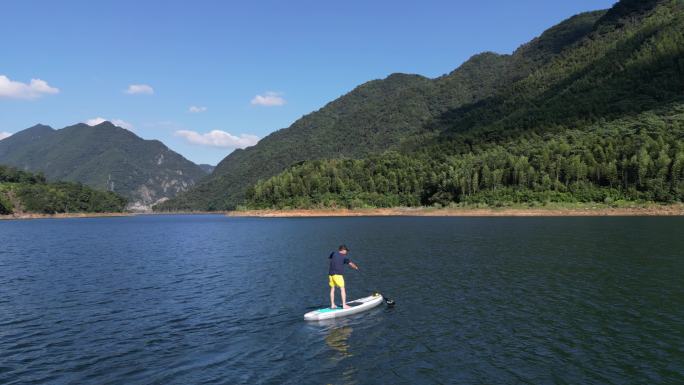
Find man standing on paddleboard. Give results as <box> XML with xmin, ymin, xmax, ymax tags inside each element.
<box><xmin>329</xmin><ymin>245</ymin><xmax>359</xmax><ymax>309</ymax></box>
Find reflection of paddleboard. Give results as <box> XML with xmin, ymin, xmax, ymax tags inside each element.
<box><xmin>304</xmin><ymin>294</ymin><xmax>384</xmax><ymax>321</ymax></box>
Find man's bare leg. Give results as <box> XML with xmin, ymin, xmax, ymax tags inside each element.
<box><xmin>341</xmin><ymin>287</ymin><xmax>350</xmax><ymax>309</ymax></box>
<box><xmin>330</xmin><ymin>287</ymin><xmax>337</xmax><ymax>308</ymax></box>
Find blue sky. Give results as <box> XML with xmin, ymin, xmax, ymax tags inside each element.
<box><xmin>0</xmin><ymin>0</ymin><xmax>616</xmax><ymax>165</ymax></box>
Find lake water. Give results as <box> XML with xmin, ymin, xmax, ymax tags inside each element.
<box><xmin>1</xmin><ymin>215</ymin><xmax>683</xmax><ymax>384</ymax></box>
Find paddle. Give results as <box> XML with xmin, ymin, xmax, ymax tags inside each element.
<box><xmin>355</xmin><ymin>266</ymin><xmax>395</xmax><ymax>307</ymax></box>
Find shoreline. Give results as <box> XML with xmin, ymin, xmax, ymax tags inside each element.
<box><xmin>3</xmin><ymin>205</ymin><xmax>683</xmax><ymax>220</ymax></box>
<box><xmin>0</xmin><ymin>212</ymin><xmax>135</xmax><ymax>221</ymax></box>
<box><xmin>0</xmin><ymin>211</ymin><xmax>232</xmax><ymax>221</ymax></box>
<box><xmin>227</xmin><ymin>205</ymin><xmax>684</xmax><ymax>217</ymax></box>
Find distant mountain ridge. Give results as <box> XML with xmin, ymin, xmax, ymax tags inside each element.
<box><xmin>0</xmin><ymin>122</ymin><xmax>206</xmax><ymax>210</ymax></box>
<box><xmin>199</xmin><ymin>164</ymin><xmax>216</xmax><ymax>174</ymax></box>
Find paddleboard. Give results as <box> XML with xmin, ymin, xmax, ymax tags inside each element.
<box><xmin>304</xmin><ymin>293</ymin><xmax>384</xmax><ymax>321</ymax></box>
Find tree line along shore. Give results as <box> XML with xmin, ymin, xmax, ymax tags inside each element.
<box><xmin>3</xmin><ymin>203</ymin><xmax>683</xmax><ymax>220</ymax></box>
<box><xmin>227</xmin><ymin>204</ymin><xmax>684</xmax><ymax>218</ymax></box>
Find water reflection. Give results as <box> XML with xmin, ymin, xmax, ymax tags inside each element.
<box><xmin>325</xmin><ymin>325</ymin><xmax>353</xmax><ymax>359</ymax></box>
<box><xmin>323</xmin><ymin>323</ymin><xmax>357</xmax><ymax>385</ymax></box>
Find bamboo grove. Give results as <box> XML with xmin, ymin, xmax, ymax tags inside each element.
<box><xmin>245</xmin><ymin>106</ymin><xmax>684</xmax><ymax>209</ymax></box>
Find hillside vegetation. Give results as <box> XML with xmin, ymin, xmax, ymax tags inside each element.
<box><xmin>0</xmin><ymin>165</ymin><xmax>126</xmax><ymax>215</ymax></box>
<box><xmin>158</xmin><ymin>0</ymin><xmax>684</xmax><ymax>211</ymax></box>
<box><xmin>245</xmin><ymin>106</ymin><xmax>684</xmax><ymax>208</ymax></box>
<box><xmin>242</xmin><ymin>0</ymin><xmax>684</xmax><ymax>209</ymax></box>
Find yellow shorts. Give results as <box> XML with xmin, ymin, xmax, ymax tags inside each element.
<box><xmin>328</xmin><ymin>274</ymin><xmax>345</xmax><ymax>288</ymax></box>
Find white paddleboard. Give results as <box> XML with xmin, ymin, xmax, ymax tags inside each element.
<box><xmin>304</xmin><ymin>293</ymin><xmax>384</xmax><ymax>321</ymax></box>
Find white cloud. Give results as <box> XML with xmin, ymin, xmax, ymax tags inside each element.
<box><xmin>250</xmin><ymin>91</ymin><xmax>285</xmax><ymax>107</ymax></box>
<box><xmin>189</xmin><ymin>105</ymin><xmax>207</xmax><ymax>113</ymax></box>
<box><xmin>85</xmin><ymin>117</ymin><xmax>134</xmax><ymax>131</ymax></box>
<box><xmin>125</xmin><ymin>84</ymin><xmax>154</xmax><ymax>95</ymax></box>
<box><xmin>0</xmin><ymin>131</ymin><xmax>12</xmax><ymax>140</ymax></box>
<box><xmin>0</xmin><ymin>75</ymin><xmax>59</xmax><ymax>100</ymax></box>
<box><xmin>174</xmin><ymin>129</ymin><xmax>259</xmax><ymax>149</ymax></box>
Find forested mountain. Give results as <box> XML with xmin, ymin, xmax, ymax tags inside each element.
<box><xmin>160</xmin><ymin>0</ymin><xmax>683</xmax><ymax>211</ymax></box>
<box><xmin>245</xmin><ymin>0</ymin><xmax>684</xmax><ymax>209</ymax></box>
<box><xmin>157</xmin><ymin>10</ymin><xmax>608</xmax><ymax>211</ymax></box>
<box><xmin>0</xmin><ymin>122</ymin><xmax>206</xmax><ymax>210</ymax></box>
<box><xmin>246</xmin><ymin>105</ymin><xmax>684</xmax><ymax>208</ymax></box>
<box><xmin>0</xmin><ymin>165</ymin><xmax>126</xmax><ymax>215</ymax></box>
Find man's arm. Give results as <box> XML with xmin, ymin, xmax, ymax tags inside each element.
<box><xmin>348</xmin><ymin>261</ymin><xmax>359</xmax><ymax>270</ymax></box>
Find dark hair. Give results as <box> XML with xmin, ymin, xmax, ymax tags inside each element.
<box><xmin>338</xmin><ymin>244</ymin><xmax>349</xmax><ymax>251</ymax></box>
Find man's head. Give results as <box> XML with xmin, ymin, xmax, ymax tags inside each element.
<box><xmin>338</xmin><ymin>244</ymin><xmax>349</xmax><ymax>255</ymax></box>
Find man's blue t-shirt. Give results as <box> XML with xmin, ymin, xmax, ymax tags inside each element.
<box><xmin>329</xmin><ymin>251</ymin><xmax>351</xmax><ymax>275</ymax></box>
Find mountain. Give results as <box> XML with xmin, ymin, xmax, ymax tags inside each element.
<box><xmin>157</xmin><ymin>9</ymin><xmax>607</xmax><ymax>211</ymax></box>
<box><xmin>199</xmin><ymin>164</ymin><xmax>216</xmax><ymax>174</ymax></box>
<box><xmin>0</xmin><ymin>122</ymin><xmax>206</xmax><ymax>210</ymax></box>
<box><xmin>0</xmin><ymin>165</ymin><xmax>126</xmax><ymax>215</ymax></box>
<box><xmin>244</xmin><ymin>0</ymin><xmax>684</xmax><ymax>209</ymax></box>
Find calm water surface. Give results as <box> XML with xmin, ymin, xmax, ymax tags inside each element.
<box><xmin>1</xmin><ymin>215</ymin><xmax>683</xmax><ymax>384</ymax></box>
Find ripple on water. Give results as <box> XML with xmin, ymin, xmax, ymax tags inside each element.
<box><xmin>0</xmin><ymin>216</ymin><xmax>683</xmax><ymax>384</ymax></box>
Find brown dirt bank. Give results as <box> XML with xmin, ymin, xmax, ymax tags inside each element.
<box><xmin>147</xmin><ymin>211</ymin><xmax>231</xmax><ymax>215</ymax></box>
<box><xmin>227</xmin><ymin>205</ymin><xmax>684</xmax><ymax>217</ymax></box>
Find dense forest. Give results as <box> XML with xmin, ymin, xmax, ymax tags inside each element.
<box><xmin>242</xmin><ymin>0</ymin><xmax>684</xmax><ymax>209</ymax></box>
<box><xmin>0</xmin><ymin>165</ymin><xmax>126</xmax><ymax>215</ymax></box>
<box><xmin>245</xmin><ymin>106</ymin><xmax>684</xmax><ymax>208</ymax></box>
